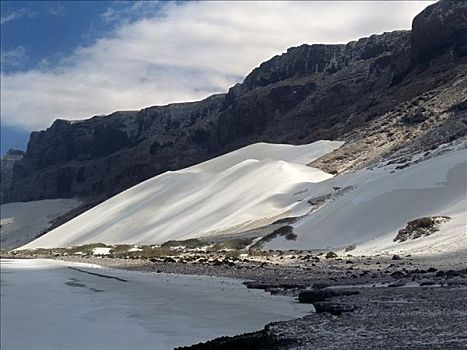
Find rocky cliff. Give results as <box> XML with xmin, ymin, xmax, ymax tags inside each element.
<box><xmin>2</xmin><ymin>0</ymin><xmax>466</xmax><ymax>203</ymax></box>
<box><xmin>0</xmin><ymin>150</ymin><xmax>24</xmax><ymax>201</ymax></box>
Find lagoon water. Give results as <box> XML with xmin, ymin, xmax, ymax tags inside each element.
<box><xmin>1</xmin><ymin>259</ymin><xmax>311</xmax><ymax>349</ymax></box>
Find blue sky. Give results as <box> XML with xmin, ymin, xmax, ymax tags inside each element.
<box><xmin>1</xmin><ymin>1</ymin><xmax>122</xmax><ymax>154</ymax></box>
<box><xmin>1</xmin><ymin>1</ymin><xmax>164</xmax><ymax>154</ymax></box>
<box><xmin>1</xmin><ymin>1</ymin><xmax>166</xmax><ymax>73</ymax></box>
<box><xmin>0</xmin><ymin>1</ymin><xmax>433</xmax><ymax>155</ymax></box>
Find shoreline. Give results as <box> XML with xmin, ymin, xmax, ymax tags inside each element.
<box><xmin>1</xmin><ymin>258</ymin><xmax>311</xmax><ymax>350</ymax></box>
<box><xmin>3</xmin><ymin>251</ymin><xmax>466</xmax><ymax>349</ymax></box>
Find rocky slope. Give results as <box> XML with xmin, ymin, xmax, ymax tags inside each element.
<box><xmin>2</xmin><ymin>0</ymin><xmax>466</xmax><ymax>204</ymax></box>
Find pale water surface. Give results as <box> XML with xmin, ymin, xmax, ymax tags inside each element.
<box><xmin>1</xmin><ymin>259</ymin><xmax>311</xmax><ymax>349</ymax></box>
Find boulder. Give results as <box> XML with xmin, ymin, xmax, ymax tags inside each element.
<box><xmin>313</xmin><ymin>302</ymin><xmax>355</xmax><ymax>316</ymax></box>
<box><xmin>298</xmin><ymin>289</ymin><xmax>359</xmax><ymax>303</ymax></box>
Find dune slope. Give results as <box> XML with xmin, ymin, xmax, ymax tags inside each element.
<box><xmin>265</xmin><ymin>148</ymin><xmax>466</xmax><ymax>254</ymax></box>
<box><xmin>21</xmin><ymin>141</ymin><xmax>343</xmax><ymax>248</ymax></box>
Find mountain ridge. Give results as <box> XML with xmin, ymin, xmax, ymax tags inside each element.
<box><xmin>2</xmin><ymin>0</ymin><xmax>466</xmax><ymax>204</ymax></box>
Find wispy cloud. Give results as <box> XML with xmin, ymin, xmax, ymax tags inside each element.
<box><xmin>0</xmin><ymin>1</ymin><xmax>434</xmax><ymax>131</ymax></box>
<box><xmin>0</xmin><ymin>7</ymin><xmax>33</xmax><ymax>24</ymax></box>
<box><xmin>101</xmin><ymin>1</ymin><xmax>161</xmax><ymax>24</ymax></box>
<box><xmin>0</xmin><ymin>3</ymin><xmax>65</xmax><ymax>25</ymax></box>
<box><xmin>46</xmin><ymin>3</ymin><xmax>66</xmax><ymax>17</ymax></box>
<box><xmin>0</xmin><ymin>45</ymin><xmax>28</xmax><ymax>69</ymax></box>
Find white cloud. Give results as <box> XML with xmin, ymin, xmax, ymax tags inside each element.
<box><xmin>1</xmin><ymin>1</ymin><xmax>433</xmax><ymax>131</ymax></box>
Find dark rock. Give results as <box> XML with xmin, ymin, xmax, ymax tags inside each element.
<box><xmin>224</xmin><ymin>261</ymin><xmax>236</xmax><ymax>267</ymax></box>
<box><xmin>401</xmin><ymin>109</ymin><xmax>429</xmax><ymax>125</ymax></box>
<box><xmin>308</xmin><ymin>194</ymin><xmax>332</xmax><ymax>207</ymax></box>
<box><xmin>445</xmin><ymin>270</ymin><xmax>462</xmax><ymax>279</ymax></box>
<box><xmin>212</xmin><ymin>259</ymin><xmax>223</xmax><ymax>266</ymax></box>
<box><xmin>394</xmin><ymin>216</ymin><xmax>451</xmax><ymax>242</ymax></box>
<box><xmin>446</xmin><ymin>280</ymin><xmax>467</xmax><ymax>287</ymax></box>
<box><xmin>411</xmin><ymin>0</ymin><xmax>467</xmax><ymax>64</ymax></box>
<box><xmin>427</xmin><ymin>267</ymin><xmax>437</xmax><ymax>273</ymax></box>
<box><xmin>244</xmin><ymin>281</ymin><xmax>306</xmax><ymax>291</ymax></box>
<box><xmin>298</xmin><ymin>289</ymin><xmax>359</xmax><ymax>303</ymax></box>
<box><xmin>313</xmin><ymin>302</ymin><xmax>355</xmax><ymax>316</ymax></box>
<box><xmin>449</xmin><ymin>100</ymin><xmax>467</xmax><ymax>112</ymax></box>
<box><xmin>0</xmin><ymin>150</ymin><xmax>24</xmax><ymax>200</ymax></box>
<box><xmin>395</xmin><ymin>163</ymin><xmax>411</xmax><ymax>170</ymax></box>
<box><xmin>174</xmin><ymin>328</ymin><xmax>287</xmax><ymax>350</ymax></box>
<box><xmin>420</xmin><ymin>281</ymin><xmax>436</xmax><ymax>286</ymax></box>
<box><xmin>388</xmin><ymin>282</ymin><xmax>406</xmax><ymax>288</ymax></box>
<box><xmin>392</xmin><ymin>255</ymin><xmax>402</xmax><ymax>260</ymax></box>
<box><xmin>326</xmin><ymin>252</ymin><xmax>338</xmax><ymax>259</ymax></box>
<box><xmin>390</xmin><ymin>271</ymin><xmax>407</xmax><ymax>279</ymax></box>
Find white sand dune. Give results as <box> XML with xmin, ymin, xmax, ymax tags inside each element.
<box><xmin>21</xmin><ymin>140</ymin><xmax>343</xmax><ymax>249</ymax></box>
<box><xmin>265</xmin><ymin>149</ymin><xmax>467</xmax><ymax>254</ymax></box>
<box><xmin>0</xmin><ymin>199</ymin><xmax>81</xmax><ymax>250</ymax></box>
<box><xmin>18</xmin><ymin>141</ymin><xmax>465</xmax><ymax>256</ymax></box>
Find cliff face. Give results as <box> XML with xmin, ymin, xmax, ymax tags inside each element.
<box><xmin>6</xmin><ymin>96</ymin><xmax>224</xmax><ymax>202</ymax></box>
<box><xmin>0</xmin><ymin>150</ymin><xmax>24</xmax><ymax>201</ymax></box>
<box><xmin>3</xmin><ymin>0</ymin><xmax>466</xmax><ymax>203</ymax></box>
<box><xmin>411</xmin><ymin>0</ymin><xmax>467</xmax><ymax>63</ymax></box>
<box><xmin>215</xmin><ymin>30</ymin><xmax>412</xmax><ymax>149</ymax></box>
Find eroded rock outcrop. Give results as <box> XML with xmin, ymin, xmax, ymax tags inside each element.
<box><xmin>394</xmin><ymin>216</ymin><xmax>451</xmax><ymax>243</ymax></box>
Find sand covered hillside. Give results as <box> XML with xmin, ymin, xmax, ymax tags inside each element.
<box><xmin>20</xmin><ymin>141</ymin><xmax>343</xmax><ymax>248</ymax></box>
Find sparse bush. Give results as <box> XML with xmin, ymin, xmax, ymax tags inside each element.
<box><xmin>66</xmin><ymin>243</ymin><xmax>110</xmax><ymax>255</ymax></box>
<box><xmin>161</xmin><ymin>238</ymin><xmax>205</xmax><ymax>249</ymax></box>
<box><xmin>247</xmin><ymin>247</ymin><xmax>272</xmax><ymax>257</ymax></box>
<box><xmin>344</xmin><ymin>244</ymin><xmax>356</xmax><ymax>252</ymax></box>
<box><xmin>211</xmin><ymin>238</ymin><xmax>254</xmax><ymax>251</ymax></box>
<box><xmin>284</xmin><ymin>232</ymin><xmax>297</xmax><ymax>241</ymax></box>
<box><xmin>123</xmin><ymin>245</ymin><xmax>175</xmax><ymax>258</ymax></box>
<box><xmin>110</xmin><ymin>244</ymin><xmax>132</xmax><ymax>254</ymax></box>
<box><xmin>224</xmin><ymin>250</ymin><xmax>241</xmax><ymax>259</ymax></box>
<box><xmin>251</xmin><ymin>225</ymin><xmax>296</xmax><ymax>250</ymax></box>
